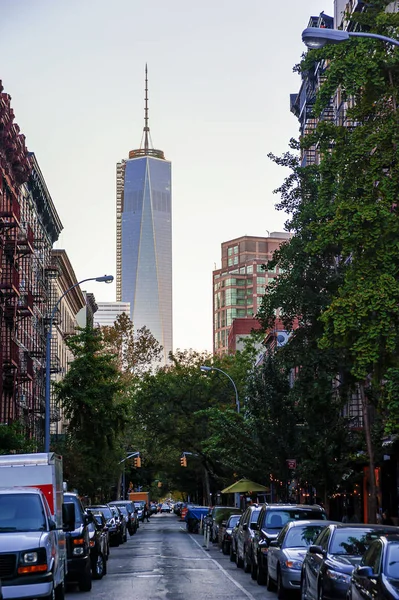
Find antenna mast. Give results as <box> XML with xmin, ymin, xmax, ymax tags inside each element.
<box><xmin>144</xmin><ymin>64</ymin><xmax>149</xmax><ymax>154</ymax></box>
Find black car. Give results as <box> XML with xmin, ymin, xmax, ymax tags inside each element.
<box><xmin>109</xmin><ymin>505</ymin><xmax>127</xmax><ymax>543</ymax></box>
<box><xmin>206</xmin><ymin>506</ymin><xmax>241</xmax><ymax>543</ymax></box>
<box><xmin>87</xmin><ymin>504</ymin><xmax>121</xmax><ymax>547</ymax></box>
<box><xmin>63</xmin><ymin>492</ymin><xmax>92</xmax><ymax>592</ymax></box>
<box><xmin>348</xmin><ymin>534</ymin><xmax>399</xmax><ymax>600</ymax></box>
<box><xmin>301</xmin><ymin>523</ymin><xmax>399</xmax><ymax>600</ymax></box>
<box><xmin>253</xmin><ymin>503</ymin><xmax>327</xmax><ymax>586</ymax></box>
<box><xmin>219</xmin><ymin>514</ymin><xmax>241</xmax><ymax>555</ymax></box>
<box><xmin>87</xmin><ymin>514</ymin><xmax>108</xmax><ymax>579</ymax></box>
<box><xmin>90</xmin><ymin>511</ymin><xmax>110</xmax><ymax>559</ymax></box>
<box><xmin>235</xmin><ymin>505</ymin><xmax>262</xmax><ymax>577</ymax></box>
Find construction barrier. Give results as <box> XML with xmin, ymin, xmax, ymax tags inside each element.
<box><xmin>181</xmin><ymin>506</ymin><xmax>188</xmax><ymax>521</ymax></box>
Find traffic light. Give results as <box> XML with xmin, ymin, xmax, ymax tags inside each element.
<box><xmin>180</xmin><ymin>455</ymin><xmax>187</xmax><ymax>467</ymax></box>
<box><xmin>133</xmin><ymin>456</ymin><xmax>141</xmax><ymax>468</ymax></box>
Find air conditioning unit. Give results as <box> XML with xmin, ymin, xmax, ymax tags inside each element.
<box><xmin>276</xmin><ymin>331</ymin><xmax>290</xmax><ymax>347</ymax></box>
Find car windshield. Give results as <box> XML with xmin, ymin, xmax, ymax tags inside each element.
<box><xmin>386</xmin><ymin>543</ymin><xmax>399</xmax><ymax>579</ymax></box>
<box><xmin>263</xmin><ymin>510</ymin><xmax>325</xmax><ymax>531</ymax></box>
<box><xmin>330</xmin><ymin>529</ymin><xmax>384</xmax><ymax>555</ymax></box>
<box><xmin>284</xmin><ymin>524</ymin><xmax>325</xmax><ymax>548</ymax></box>
<box><xmin>228</xmin><ymin>515</ymin><xmax>241</xmax><ymax>527</ymax></box>
<box><xmin>93</xmin><ymin>506</ymin><xmax>112</xmax><ymax>520</ymax></box>
<box><xmin>117</xmin><ymin>506</ymin><xmax>128</xmax><ymax>516</ymax></box>
<box><xmin>0</xmin><ymin>493</ymin><xmax>47</xmax><ymax>532</ymax></box>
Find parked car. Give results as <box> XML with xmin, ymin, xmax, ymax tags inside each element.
<box><xmin>235</xmin><ymin>505</ymin><xmax>262</xmax><ymax>577</ymax></box>
<box><xmin>230</xmin><ymin>514</ymin><xmax>242</xmax><ymax>562</ymax></box>
<box><xmin>63</xmin><ymin>492</ymin><xmax>92</xmax><ymax>592</ymax></box>
<box><xmin>348</xmin><ymin>533</ymin><xmax>399</xmax><ymax>600</ymax></box>
<box><xmin>266</xmin><ymin>519</ymin><xmax>333</xmax><ymax>597</ymax></box>
<box><xmin>301</xmin><ymin>523</ymin><xmax>399</xmax><ymax>600</ymax></box>
<box><xmin>253</xmin><ymin>503</ymin><xmax>327</xmax><ymax>586</ymax></box>
<box><xmin>109</xmin><ymin>500</ymin><xmax>138</xmax><ymax>535</ymax></box>
<box><xmin>110</xmin><ymin>505</ymin><xmax>127</xmax><ymax>543</ymax></box>
<box><xmin>161</xmin><ymin>503</ymin><xmax>171</xmax><ymax>513</ymax></box>
<box><xmin>219</xmin><ymin>513</ymin><xmax>241</xmax><ymax>555</ymax></box>
<box><xmin>134</xmin><ymin>501</ymin><xmax>145</xmax><ymax>521</ymax></box>
<box><xmin>87</xmin><ymin>513</ymin><xmax>108</xmax><ymax>579</ymax></box>
<box><xmin>87</xmin><ymin>504</ymin><xmax>121</xmax><ymax>547</ymax></box>
<box><xmin>205</xmin><ymin>506</ymin><xmax>242</xmax><ymax>543</ymax></box>
<box><xmin>89</xmin><ymin>511</ymin><xmax>110</xmax><ymax>559</ymax></box>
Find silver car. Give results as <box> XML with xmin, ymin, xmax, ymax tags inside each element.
<box><xmin>266</xmin><ymin>519</ymin><xmax>333</xmax><ymax>596</ymax></box>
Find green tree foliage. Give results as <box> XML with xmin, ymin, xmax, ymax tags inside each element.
<box><xmin>53</xmin><ymin>327</ymin><xmax>129</xmax><ymax>499</ymax></box>
<box><xmin>0</xmin><ymin>421</ymin><xmax>37</xmax><ymax>455</ymax></box>
<box><xmin>101</xmin><ymin>313</ymin><xmax>163</xmax><ymax>376</ymax></box>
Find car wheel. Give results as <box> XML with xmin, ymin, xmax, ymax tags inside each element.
<box><xmin>55</xmin><ymin>581</ymin><xmax>65</xmax><ymax>600</ymax></box>
<box><xmin>266</xmin><ymin>567</ymin><xmax>275</xmax><ymax>591</ymax></box>
<box><xmin>256</xmin><ymin>556</ymin><xmax>267</xmax><ymax>585</ymax></box>
<box><xmin>277</xmin><ymin>567</ymin><xmax>285</xmax><ymax>599</ymax></box>
<box><xmin>251</xmin><ymin>559</ymin><xmax>257</xmax><ymax>580</ymax></box>
<box><xmin>301</xmin><ymin>574</ymin><xmax>308</xmax><ymax>600</ymax></box>
<box><xmin>229</xmin><ymin>544</ymin><xmax>236</xmax><ymax>562</ymax></box>
<box><xmin>222</xmin><ymin>541</ymin><xmax>229</xmax><ymax>555</ymax></box>
<box><xmin>78</xmin><ymin>564</ymin><xmax>92</xmax><ymax>592</ymax></box>
<box><xmin>243</xmin><ymin>549</ymin><xmax>251</xmax><ymax>573</ymax></box>
<box><xmin>93</xmin><ymin>552</ymin><xmax>105</xmax><ymax>580</ymax></box>
<box><xmin>236</xmin><ymin>547</ymin><xmax>244</xmax><ymax>568</ymax></box>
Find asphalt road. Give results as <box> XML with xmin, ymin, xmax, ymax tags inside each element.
<box><xmin>65</xmin><ymin>512</ymin><xmax>279</xmax><ymax>600</ymax></box>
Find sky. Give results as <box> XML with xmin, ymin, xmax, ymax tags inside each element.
<box><xmin>1</xmin><ymin>0</ymin><xmax>333</xmax><ymax>353</ymax></box>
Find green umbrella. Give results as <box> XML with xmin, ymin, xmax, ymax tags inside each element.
<box><xmin>221</xmin><ymin>478</ymin><xmax>269</xmax><ymax>494</ymax></box>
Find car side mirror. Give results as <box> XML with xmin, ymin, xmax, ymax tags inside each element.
<box><xmin>243</xmin><ymin>524</ymin><xmax>248</xmax><ymax>531</ymax></box>
<box><xmin>269</xmin><ymin>540</ymin><xmax>279</xmax><ymax>547</ymax></box>
<box><xmin>357</xmin><ymin>566</ymin><xmax>374</xmax><ymax>578</ymax></box>
<box><xmin>309</xmin><ymin>545</ymin><xmax>324</xmax><ymax>555</ymax></box>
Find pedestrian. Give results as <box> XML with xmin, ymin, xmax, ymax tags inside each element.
<box><xmin>144</xmin><ymin>502</ymin><xmax>150</xmax><ymax>523</ymax></box>
<box><xmin>382</xmin><ymin>509</ymin><xmax>394</xmax><ymax>525</ymax></box>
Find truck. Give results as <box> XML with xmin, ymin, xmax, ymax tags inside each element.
<box><xmin>128</xmin><ymin>491</ymin><xmax>150</xmax><ymax>504</ymax></box>
<box><xmin>0</xmin><ymin>452</ymin><xmax>69</xmax><ymax>600</ymax></box>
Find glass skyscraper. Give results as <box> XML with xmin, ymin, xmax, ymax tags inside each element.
<box><xmin>116</xmin><ymin>67</ymin><xmax>172</xmax><ymax>364</ymax></box>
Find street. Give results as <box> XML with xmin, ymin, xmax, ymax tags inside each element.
<box><xmin>66</xmin><ymin>512</ymin><xmax>277</xmax><ymax>600</ymax></box>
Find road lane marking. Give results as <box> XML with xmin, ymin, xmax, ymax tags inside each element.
<box><xmin>189</xmin><ymin>534</ymin><xmax>258</xmax><ymax>600</ymax></box>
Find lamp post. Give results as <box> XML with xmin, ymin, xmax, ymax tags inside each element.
<box><xmin>44</xmin><ymin>274</ymin><xmax>114</xmax><ymax>453</ymax></box>
<box><xmin>302</xmin><ymin>27</ymin><xmax>399</xmax><ymax>50</ymax></box>
<box><xmin>200</xmin><ymin>365</ymin><xmax>240</xmax><ymax>413</ymax></box>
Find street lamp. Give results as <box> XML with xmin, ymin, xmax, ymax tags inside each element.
<box><xmin>302</xmin><ymin>27</ymin><xmax>399</xmax><ymax>50</ymax></box>
<box><xmin>44</xmin><ymin>274</ymin><xmax>114</xmax><ymax>453</ymax></box>
<box><xmin>200</xmin><ymin>365</ymin><xmax>240</xmax><ymax>413</ymax></box>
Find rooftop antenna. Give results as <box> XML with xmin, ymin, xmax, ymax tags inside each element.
<box><xmin>144</xmin><ymin>64</ymin><xmax>149</xmax><ymax>154</ymax></box>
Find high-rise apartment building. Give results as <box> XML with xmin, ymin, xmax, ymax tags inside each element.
<box><xmin>93</xmin><ymin>301</ymin><xmax>130</xmax><ymax>328</ymax></box>
<box><xmin>116</xmin><ymin>67</ymin><xmax>172</xmax><ymax>364</ymax></box>
<box><xmin>213</xmin><ymin>233</ymin><xmax>291</xmax><ymax>355</ymax></box>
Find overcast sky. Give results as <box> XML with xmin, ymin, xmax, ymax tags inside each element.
<box><xmin>1</xmin><ymin>0</ymin><xmax>332</xmax><ymax>352</ymax></box>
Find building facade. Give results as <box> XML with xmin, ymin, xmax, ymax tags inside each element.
<box><xmin>213</xmin><ymin>233</ymin><xmax>291</xmax><ymax>355</ymax></box>
<box><xmin>49</xmin><ymin>250</ymin><xmax>86</xmax><ymax>439</ymax></box>
<box><xmin>93</xmin><ymin>301</ymin><xmax>130</xmax><ymax>328</ymax></box>
<box><xmin>0</xmin><ymin>83</ymin><xmax>63</xmax><ymax>445</ymax></box>
<box><xmin>116</xmin><ymin>67</ymin><xmax>172</xmax><ymax>364</ymax></box>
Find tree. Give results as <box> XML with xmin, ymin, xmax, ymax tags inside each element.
<box><xmin>101</xmin><ymin>313</ymin><xmax>163</xmax><ymax>376</ymax></box>
<box><xmin>53</xmin><ymin>326</ymin><xmax>129</xmax><ymax>499</ymax></box>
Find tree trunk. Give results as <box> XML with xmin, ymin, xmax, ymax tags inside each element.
<box><xmin>360</xmin><ymin>383</ymin><xmax>379</xmax><ymax>524</ymax></box>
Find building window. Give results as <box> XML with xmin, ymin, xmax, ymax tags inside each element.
<box><xmin>228</xmin><ymin>247</ymin><xmax>233</xmax><ymax>257</ymax></box>
<box><xmin>234</xmin><ymin>245</ymin><xmax>239</xmax><ymax>254</ymax></box>
<box><xmin>257</xmin><ymin>264</ymin><xmax>265</xmax><ymax>273</ymax></box>
<box><xmin>228</xmin><ymin>258</ymin><xmax>233</xmax><ymax>266</ymax></box>
<box><xmin>234</xmin><ymin>256</ymin><xmax>238</xmax><ymax>265</ymax></box>
<box><xmin>257</xmin><ymin>277</ymin><xmax>266</xmax><ymax>285</ymax></box>
<box><xmin>247</xmin><ymin>265</ymin><xmax>253</xmax><ymax>274</ymax></box>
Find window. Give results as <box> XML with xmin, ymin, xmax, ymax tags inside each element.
<box><xmin>233</xmin><ymin>256</ymin><xmax>238</xmax><ymax>265</ymax></box>
<box><xmin>228</xmin><ymin>258</ymin><xmax>233</xmax><ymax>266</ymax></box>
<box><xmin>257</xmin><ymin>277</ymin><xmax>266</xmax><ymax>285</ymax></box>
<box><xmin>247</xmin><ymin>265</ymin><xmax>253</xmax><ymax>274</ymax></box>
<box><xmin>233</xmin><ymin>245</ymin><xmax>238</xmax><ymax>254</ymax></box>
<box><xmin>240</xmin><ymin>267</ymin><xmax>246</xmax><ymax>274</ymax></box>
<box><xmin>257</xmin><ymin>264</ymin><xmax>266</xmax><ymax>273</ymax></box>
<box><xmin>257</xmin><ymin>286</ymin><xmax>265</xmax><ymax>294</ymax></box>
<box><xmin>362</xmin><ymin>542</ymin><xmax>382</xmax><ymax>574</ymax></box>
<box><xmin>228</xmin><ymin>247</ymin><xmax>233</xmax><ymax>256</ymax></box>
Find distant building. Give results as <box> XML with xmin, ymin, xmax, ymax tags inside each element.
<box><xmin>213</xmin><ymin>233</ymin><xmax>291</xmax><ymax>355</ymax></box>
<box><xmin>76</xmin><ymin>292</ymin><xmax>98</xmax><ymax>329</ymax></box>
<box><xmin>116</xmin><ymin>66</ymin><xmax>172</xmax><ymax>364</ymax></box>
<box><xmin>93</xmin><ymin>301</ymin><xmax>130</xmax><ymax>328</ymax></box>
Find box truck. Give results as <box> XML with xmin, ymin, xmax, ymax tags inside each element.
<box><xmin>0</xmin><ymin>452</ymin><xmax>69</xmax><ymax>599</ymax></box>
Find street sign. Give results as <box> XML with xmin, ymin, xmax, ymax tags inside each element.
<box><xmin>286</xmin><ymin>459</ymin><xmax>297</xmax><ymax>469</ymax></box>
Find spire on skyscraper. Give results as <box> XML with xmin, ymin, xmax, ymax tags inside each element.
<box><xmin>130</xmin><ymin>64</ymin><xmax>165</xmax><ymax>160</ymax></box>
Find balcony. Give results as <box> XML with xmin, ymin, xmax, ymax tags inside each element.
<box><xmin>17</xmin><ymin>223</ymin><xmax>34</xmax><ymax>255</ymax></box>
<box><xmin>0</xmin><ymin>197</ymin><xmax>21</xmax><ymax>227</ymax></box>
<box><xmin>17</xmin><ymin>290</ymin><xmax>34</xmax><ymax>317</ymax></box>
<box><xmin>0</xmin><ymin>264</ymin><xmax>20</xmax><ymax>297</ymax></box>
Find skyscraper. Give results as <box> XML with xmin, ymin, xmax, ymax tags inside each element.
<box><xmin>116</xmin><ymin>67</ymin><xmax>172</xmax><ymax>364</ymax></box>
